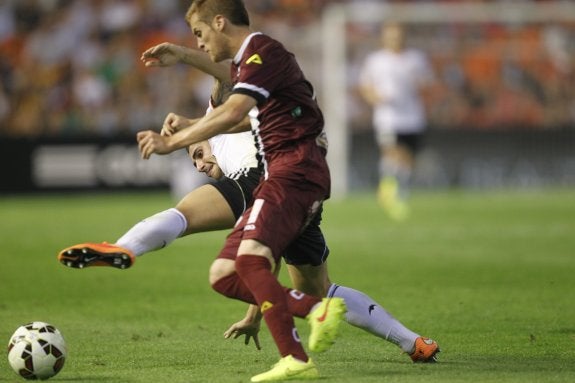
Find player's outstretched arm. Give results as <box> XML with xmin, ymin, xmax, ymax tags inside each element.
<box><xmin>223</xmin><ymin>304</ymin><xmax>262</xmax><ymax>350</ymax></box>
<box><xmin>161</xmin><ymin>113</ymin><xmax>200</xmax><ymax>137</ymax></box>
<box><xmin>221</xmin><ymin>262</ymin><xmax>283</xmax><ymax>350</ymax></box>
<box><xmin>162</xmin><ymin>112</ymin><xmax>249</xmax><ymax>137</ymax></box>
<box><xmin>137</xmin><ymin>94</ymin><xmax>255</xmax><ymax>159</ymax></box>
<box><xmin>359</xmin><ymin>83</ymin><xmax>386</xmax><ymax>107</ymax></box>
<box><xmin>141</xmin><ymin>42</ymin><xmax>231</xmax><ymax>83</ymax></box>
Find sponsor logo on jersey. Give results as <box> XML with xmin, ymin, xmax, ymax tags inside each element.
<box><xmin>261</xmin><ymin>300</ymin><xmax>274</xmax><ymax>313</ymax></box>
<box><xmin>246</xmin><ymin>53</ymin><xmax>263</xmax><ymax>65</ymax></box>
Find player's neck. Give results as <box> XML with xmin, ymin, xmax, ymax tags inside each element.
<box><xmin>228</xmin><ymin>25</ymin><xmax>253</xmax><ymax>53</ymax></box>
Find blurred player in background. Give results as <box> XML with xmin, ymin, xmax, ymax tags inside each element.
<box><xmin>359</xmin><ymin>22</ymin><xmax>435</xmax><ymax>221</ymax></box>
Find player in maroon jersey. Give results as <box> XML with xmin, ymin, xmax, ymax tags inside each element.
<box><xmin>137</xmin><ymin>1</ymin><xmax>345</xmax><ymax>380</ymax></box>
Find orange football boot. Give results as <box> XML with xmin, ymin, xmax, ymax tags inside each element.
<box><xmin>58</xmin><ymin>242</ymin><xmax>135</xmax><ymax>270</ymax></box>
<box><xmin>409</xmin><ymin>337</ymin><xmax>440</xmax><ymax>363</ymax></box>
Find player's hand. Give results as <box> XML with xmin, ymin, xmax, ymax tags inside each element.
<box><xmin>223</xmin><ymin>318</ymin><xmax>262</xmax><ymax>350</ymax></box>
<box><xmin>141</xmin><ymin>42</ymin><xmax>183</xmax><ymax>67</ymax></box>
<box><xmin>161</xmin><ymin>113</ymin><xmax>190</xmax><ymax>136</ymax></box>
<box><xmin>137</xmin><ymin>130</ymin><xmax>173</xmax><ymax>159</ymax></box>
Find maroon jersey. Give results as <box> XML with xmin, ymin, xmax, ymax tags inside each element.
<box><xmin>231</xmin><ymin>33</ymin><xmax>329</xmax><ymax>189</ymax></box>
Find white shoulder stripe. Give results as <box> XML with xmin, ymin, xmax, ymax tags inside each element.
<box><xmin>234</xmin><ymin>82</ymin><xmax>270</xmax><ymax>99</ymax></box>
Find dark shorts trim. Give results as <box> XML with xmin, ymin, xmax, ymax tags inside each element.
<box><xmin>210</xmin><ymin>168</ymin><xmax>261</xmax><ymax>220</ymax></box>
<box><xmin>283</xmin><ymin>206</ymin><xmax>330</xmax><ymax>266</ymax></box>
<box><xmin>397</xmin><ymin>132</ymin><xmax>425</xmax><ymax>153</ymax></box>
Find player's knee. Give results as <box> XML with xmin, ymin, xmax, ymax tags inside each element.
<box><xmin>210</xmin><ymin>260</ymin><xmax>238</xmax><ymax>298</ymax></box>
<box><xmin>211</xmin><ymin>273</ymin><xmax>234</xmax><ymax>298</ymax></box>
<box><xmin>210</xmin><ymin>258</ymin><xmax>256</xmax><ymax>303</ymax></box>
<box><xmin>209</xmin><ymin>259</ymin><xmax>235</xmax><ymax>286</ymax></box>
<box><xmin>211</xmin><ymin>269</ymin><xmax>257</xmax><ymax>304</ymax></box>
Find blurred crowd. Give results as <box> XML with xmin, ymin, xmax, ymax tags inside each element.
<box><xmin>0</xmin><ymin>0</ymin><xmax>573</xmax><ymax>137</ymax></box>
<box><xmin>1</xmin><ymin>0</ymin><xmax>199</xmax><ymax>136</ymax></box>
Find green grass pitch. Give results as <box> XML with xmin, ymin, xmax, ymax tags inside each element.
<box><xmin>1</xmin><ymin>189</ymin><xmax>574</xmax><ymax>382</ymax></box>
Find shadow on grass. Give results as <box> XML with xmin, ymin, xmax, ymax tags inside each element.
<box><xmin>55</xmin><ymin>377</ymin><xmax>138</xmax><ymax>382</ymax></box>
<box><xmin>0</xmin><ymin>377</ymin><xmax>124</xmax><ymax>382</ymax></box>
<box><xmin>323</xmin><ymin>351</ymin><xmax>575</xmax><ymax>382</ymax></box>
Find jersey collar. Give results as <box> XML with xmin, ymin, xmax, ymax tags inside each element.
<box><xmin>233</xmin><ymin>32</ymin><xmax>263</xmax><ymax>65</ymax></box>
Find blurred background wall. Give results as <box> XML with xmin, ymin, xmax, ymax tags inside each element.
<box><xmin>0</xmin><ymin>0</ymin><xmax>573</xmax><ymax>196</ymax></box>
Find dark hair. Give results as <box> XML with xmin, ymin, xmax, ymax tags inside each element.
<box><xmin>186</xmin><ymin>0</ymin><xmax>250</xmax><ymax>27</ymax></box>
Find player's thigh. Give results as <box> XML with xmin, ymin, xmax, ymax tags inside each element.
<box><xmin>175</xmin><ymin>184</ymin><xmax>236</xmax><ymax>235</ymax></box>
<box><xmin>286</xmin><ymin>263</ymin><xmax>331</xmax><ymax>298</ymax></box>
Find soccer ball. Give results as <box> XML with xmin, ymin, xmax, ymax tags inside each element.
<box><xmin>7</xmin><ymin>322</ymin><xmax>67</xmax><ymax>380</ymax></box>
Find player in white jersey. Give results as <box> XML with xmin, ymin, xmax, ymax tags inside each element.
<box><xmin>58</xmin><ymin>42</ymin><xmax>438</xmax><ymax>363</ymax></box>
<box><xmin>204</xmin><ymin>102</ymin><xmax>258</xmax><ymax>179</ymax></box>
<box><xmin>209</xmin><ymin>133</ymin><xmax>257</xmax><ymax>178</ymax></box>
<box><xmin>359</xmin><ymin>22</ymin><xmax>435</xmax><ymax>221</ymax></box>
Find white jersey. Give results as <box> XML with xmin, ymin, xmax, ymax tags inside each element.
<box><xmin>359</xmin><ymin>48</ymin><xmax>433</xmax><ymax>134</ymax></box>
<box><xmin>208</xmin><ymin>133</ymin><xmax>258</xmax><ymax>179</ymax></box>
<box><xmin>205</xmin><ymin>103</ymin><xmax>258</xmax><ymax>179</ymax></box>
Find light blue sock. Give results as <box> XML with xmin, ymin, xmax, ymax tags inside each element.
<box><xmin>328</xmin><ymin>283</ymin><xmax>419</xmax><ymax>353</ymax></box>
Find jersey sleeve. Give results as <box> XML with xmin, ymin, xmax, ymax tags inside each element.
<box><xmin>233</xmin><ymin>39</ymin><xmax>290</xmax><ymax>106</ymax></box>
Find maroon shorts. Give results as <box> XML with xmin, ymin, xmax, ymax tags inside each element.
<box><xmin>218</xmin><ymin>171</ymin><xmax>329</xmax><ymax>263</ymax></box>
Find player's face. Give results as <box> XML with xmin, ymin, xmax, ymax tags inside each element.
<box><xmin>188</xmin><ymin>141</ymin><xmax>223</xmax><ymax>180</ymax></box>
<box><xmin>382</xmin><ymin>23</ymin><xmax>404</xmax><ymax>51</ymax></box>
<box><xmin>189</xmin><ymin>13</ymin><xmax>230</xmax><ymax>63</ymax></box>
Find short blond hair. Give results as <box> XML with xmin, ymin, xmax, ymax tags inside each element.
<box><xmin>185</xmin><ymin>0</ymin><xmax>249</xmax><ymax>26</ymax></box>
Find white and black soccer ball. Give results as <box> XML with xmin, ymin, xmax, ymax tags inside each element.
<box><xmin>7</xmin><ymin>321</ymin><xmax>67</xmax><ymax>380</ymax></box>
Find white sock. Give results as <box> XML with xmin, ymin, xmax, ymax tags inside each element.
<box><xmin>394</xmin><ymin>164</ymin><xmax>412</xmax><ymax>201</ymax></box>
<box><xmin>380</xmin><ymin>156</ymin><xmax>412</xmax><ymax>200</ymax></box>
<box><xmin>328</xmin><ymin>283</ymin><xmax>419</xmax><ymax>353</ymax></box>
<box><xmin>380</xmin><ymin>157</ymin><xmax>400</xmax><ymax>180</ymax></box>
<box><xmin>116</xmin><ymin>208</ymin><xmax>187</xmax><ymax>257</ymax></box>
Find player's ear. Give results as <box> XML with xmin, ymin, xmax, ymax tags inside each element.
<box><xmin>213</xmin><ymin>15</ymin><xmax>226</xmax><ymax>32</ymax></box>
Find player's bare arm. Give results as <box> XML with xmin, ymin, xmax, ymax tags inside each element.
<box><xmin>141</xmin><ymin>42</ymin><xmax>231</xmax><ymax>83</ymax></box>
<box><xmin>161</xmin><ymin>113</ymin><xmax>200</xmax><ymax>136</ymax></box>
<box><xmin>359</xmin><ymin>84</ymin><xmax>385</xmax><ymax>107</ymax></box>
<box><xmin>162</xmin><ymin>110</ymin><xmax>249</xmax><ymax>138</ymax></box>
<box><xmin>223</xmin><ymin>304</ymin><xmax>262</xmax><ymax>350</ymax></box>
<box><xmin>224</xmin><ymin>115</ymin><xmax>251</xmax><ymax>134</ymax></box>
<box><xmin>223</xmin><ymin>260</ymin><xmax>284</xmax><ymax>350</ymax></box>
<box><xmin>137</xmin><ymin>94</ymin><xmax>255</xmax><ymax>159</ymax></box>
